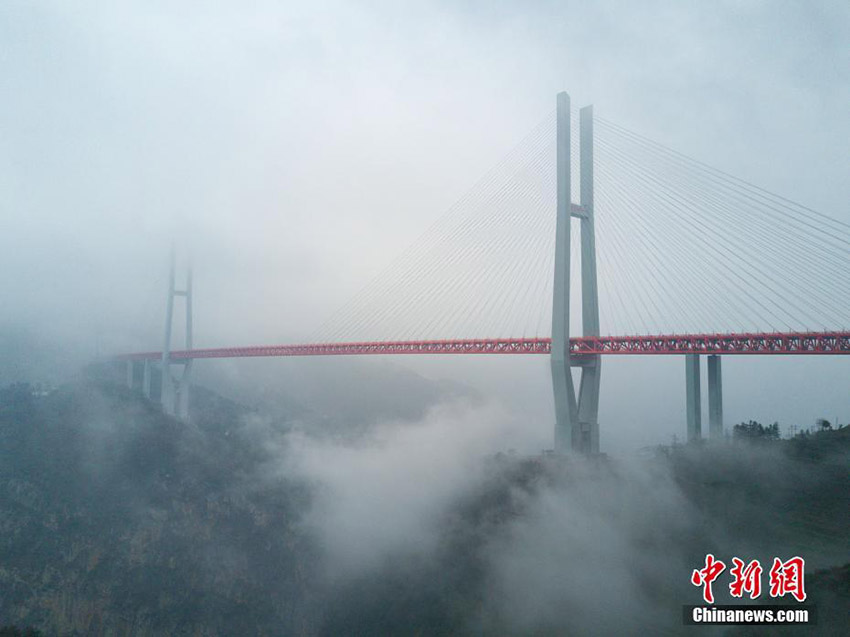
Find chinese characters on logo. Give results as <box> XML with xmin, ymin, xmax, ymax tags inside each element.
<box><xmin>691</xmin><ymin>553</ymin><xmax>726</xmax><ymax>603</ymax></box>
<box><xmin>691</xmin><ymin>555</ymin><xmax>805</xmax><ymax>604</ymax></box>
<box><xmin>729</xmin><ymin>557</ymin><xmax>762</xmax><ymax>599</ymax></box>
<box><xmin>768</xmin><ymin>557</ymin><xmax>806</xmax><ymax>602</ymax></box>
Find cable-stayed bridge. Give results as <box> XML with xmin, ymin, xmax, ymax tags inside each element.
<box><xmin>117</xmin><ymin>91</ymin><xmax>850</xmax><ymax>453</ymax></box>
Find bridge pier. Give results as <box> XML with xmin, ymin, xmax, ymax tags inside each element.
<box><xmin>142</xmin><ymin>359</ymin><xmax>152</xmax><ymax>399</ymax></box>
<box><xmin>707</xmin><ymin>354</ymin><xmax>723</xmax><ymax>439</ymax></box>
<box><xmin>126</xmin><ymin>360</ymin><xmax>134</xmax><ymax>389</ymax></box>
<box><xmin>685</xmin><ymin>354</ymin><xmax>701</xmax><ymax>441</ymax></box>
<box><xmin>685</xmin><ymin>354</ymin><xmax>724</xmax><ymax>442</ymax></box>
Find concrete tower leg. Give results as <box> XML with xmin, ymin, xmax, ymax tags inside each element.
<box><xmin>126</xmin><ymin>360</ymin><xmax>134</xmax><ymax>389</ymax></box>
<box><xmin>177</xmin><ymin>264</ymin><xmax>193</xmax><ymax>421</ymax></box>
<box><xmin>685</xmin><ymin>354</ymin><xmax>701</xmax><ymax>441</ymax></box>
<box><xmin>161</xmin><ymin>249</ymin><xmax>176</xmax><ymax>415</ymax></box>
<box><xmin>550</xmin><ymin>91</ymin><xmax>578</xmax><ymax>453</ymax></box>
<box><xmin>577</xmin><ymin>104</ymin><xmax>601</xmax><ymax>454</ymax></box>
<box><xmin>551</xmin><ymin>362</ymin><xmax>578</xmax><ymax>452</ymax></box>
<box><xmin>707</xmin><ymin>355</ymin><xmax>723</xmax><ymax>439</ymax></box>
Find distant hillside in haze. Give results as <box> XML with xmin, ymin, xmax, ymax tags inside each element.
<box><xmin>192</xmin><ymin>356</ymin><xmax>480</xmax><ymax>440</ymax></box>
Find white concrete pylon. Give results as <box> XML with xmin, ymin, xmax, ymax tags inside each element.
<box><xmin>161</xmin><ymin>248</ymin><xmax>193</xmax><ymax>421</ymax></box>
<box><xmin>550</xmin><ymin>92</ymin><xmax>602</xmax><ymax>454</ymax></box>
<box><xmin>550</xmin><ymin>92</ymin><xmax>577</xmax><ymax>453</ymax></box>
<box><xmin>177</xmin><ymin>264</ymin><xmax>193</xmax><ymax>421</ymax></box>
<box><xmin>576</xmin><ymin>104</ymin><xmax>601</xmax><ymax>454</ymax></box>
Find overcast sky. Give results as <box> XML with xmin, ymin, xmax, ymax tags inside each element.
<box><xmin>2</xmin><ymin>1</ymin><xmax>848</xmax><ymax>453</ymax></box>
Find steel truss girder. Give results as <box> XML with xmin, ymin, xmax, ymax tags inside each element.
<box><xmin>116</xmin><ymin>331</ymin><xmax>850</xmax><ymax>362</ymax></box>
<box><xmin>569</xmin><ymin>331</ymin><xmax>850</xmax><ymax>356</ymax></box>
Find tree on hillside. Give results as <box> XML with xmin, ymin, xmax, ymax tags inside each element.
<box><xmin>732</xmin><ymin>420</ymin><xmax>780</xmax><ymax>442</ymax></box>
<box><xmin>816</xmin><ymin>418</ymin><xmax>832</xmax><ymax>432</ymax></box>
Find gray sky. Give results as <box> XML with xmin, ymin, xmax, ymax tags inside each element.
<box><xmin>2</xmin><ymin>1</ymin><xmax>849</xmax><ymax>453</ymax></box>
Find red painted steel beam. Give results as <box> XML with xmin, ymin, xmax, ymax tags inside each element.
<box><xmin>117</xmin><ymin>338</ymin><xmax>551</xmax><ymax>361</ymax></box>
<box><xmin>115</xmin><ymin>331</ymin><xmax>850</xmax><ymax>361</ymax></box>
<box><xmin>570</xmin><ymin>331</ymin><xmax>850</xmax><ymax>355</ymax></box>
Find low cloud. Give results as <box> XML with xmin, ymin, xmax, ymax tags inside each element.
<box><xmin>283</xmin><ymin>400</ymin><xmax>522</xmax><ymax>576</ymax></box>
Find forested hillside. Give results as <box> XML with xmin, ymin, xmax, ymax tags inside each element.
<box><xmin>1</xmin><ymin>375</ymin><xmax>847</xmax><ymax>635</ymax></box>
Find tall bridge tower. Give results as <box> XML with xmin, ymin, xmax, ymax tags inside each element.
<box><xmin>161</xmin><ymin>249</ymin><xmax>193</xmax><ymax>420</ymax></box>
<box><xmin>551</xmin><ymin>92</ymin><xmax>601</xmax><ymax>454</ymax></box>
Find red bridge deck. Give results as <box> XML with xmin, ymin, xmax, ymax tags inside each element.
<box><xmin>117</xmin><ymin>331</ymin><xmax>850</xmax><ymax>361</ymax></box>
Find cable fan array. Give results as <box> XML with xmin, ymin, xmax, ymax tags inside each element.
<box><xmin>312</xmin><ymin>110</ymin><xmax>850</xmax><ymax>343</ymax></box>
<box><xmin>594</xmin><ymin>118</ymin><xmax>850</xmax><ymax>334</ymax></box>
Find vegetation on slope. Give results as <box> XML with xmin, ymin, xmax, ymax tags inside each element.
<box><xmin>0</xmin><ymin>376</ymin><xmax>847</xmax><ymax>635</ymax></box>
